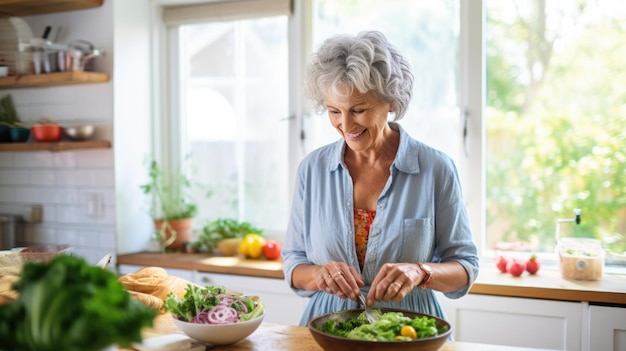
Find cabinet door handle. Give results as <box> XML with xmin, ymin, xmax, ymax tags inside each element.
<box><xmin>201</xmin><ymin>276</ymin><xmax>212</xmax><ymax>284</ymax></box>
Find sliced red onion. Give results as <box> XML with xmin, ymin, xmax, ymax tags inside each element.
<box><xmin>206</xmin><ymin>305</ymin><xmax>239</xmax><ymax>324</ymax></box>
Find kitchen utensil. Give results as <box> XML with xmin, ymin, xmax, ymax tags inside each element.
<box><xmin>42</xmin><ymin>26</ymin><xmax>51</xmax><ymax>40</ymax></box>
<box><xmin>64</xmin><ymin>124</ymin><xmax>95</xmax><ymax>141</ymax></box>
<box><xmin>96</xmin><ymin>253</ymin><xmax>112</xmax><ymax>269</ymax></box>
<box><xmin>357</xmin><ymin>294</ymin><xmax>377</xmax><ymax>323</ymax></box>
<box><xmin>308</xmin><ymin>308</ymin><xmax>452</xmax><ymax>351</ymax></box>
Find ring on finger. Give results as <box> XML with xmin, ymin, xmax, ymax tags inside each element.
<box><xmin>333</xmin><ymin>271</ymin><xmax>343</xmax><ymax>279</ymax></box>
<box><xmin>391</xmin><ymin>282</ymin><xmax>402</xmax><ymax>289</ymax></box>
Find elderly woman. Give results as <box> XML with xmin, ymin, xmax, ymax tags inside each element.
<box><xmin>282</xmin><ymin>30</ymin><xmax>479</xmax><ymax>326</ymax></box>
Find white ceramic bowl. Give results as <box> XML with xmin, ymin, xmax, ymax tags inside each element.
<box><xmin>171</xmin><ymin>313</ymin><xmax>264</xmax><ymax>345</ymax></box>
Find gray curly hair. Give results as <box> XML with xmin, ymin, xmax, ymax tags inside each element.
<box><xmin>305</xmin><ymin>31</ymin><xmax>414</xmax><ymax>121</ymax></box>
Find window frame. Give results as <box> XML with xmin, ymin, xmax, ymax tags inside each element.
<box><xmin>153</xmin><ymin>0</ymin><xmax>488</xmax><ymax>254</ymax></box>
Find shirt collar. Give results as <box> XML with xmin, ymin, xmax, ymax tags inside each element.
<box><xmin>328</xmin><ymin>122</ymin><xmax>420</xmax><ymax>174</ymax></box>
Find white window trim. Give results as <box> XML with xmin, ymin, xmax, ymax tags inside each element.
<box><xmin>459</xmin><ymin>0</ymin><xmax>486</xmax><ymax>257</ymax></box>
<box><xmin>151</xmin><ymin>0</ymin><xmax>490</xmax><ymax>256</ymax></box>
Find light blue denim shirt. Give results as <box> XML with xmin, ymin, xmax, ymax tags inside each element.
<box><xmin>282</xmin><ymin>122</ymin><xmax>479</xmax><ymax>326</ymax></box>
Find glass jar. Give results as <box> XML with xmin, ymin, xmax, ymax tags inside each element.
<box><xmin>557</xmin><ymin>238</ymin><xmax>604</xmax><ymax>281</ymax></box>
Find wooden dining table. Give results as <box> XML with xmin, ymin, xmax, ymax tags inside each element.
<box><xmin>121</xmin><ymin>314</ymin><xmax>551</xmax><ymax>351</ymax></box>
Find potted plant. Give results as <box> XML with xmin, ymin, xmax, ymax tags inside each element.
<box><xmin>195</xmin><ymin>218</ymin><xmax>262</xmax><ymax>256</ymax></box>
<box><xmin>140</xmin><ymin>160</ymin><xmax>198</xmax><ymax>251</ymax></box>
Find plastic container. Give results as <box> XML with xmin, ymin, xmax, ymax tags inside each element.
<box><xmin>557</xmin><ymin>238</ymin><xmax>604</xmax><ymax>281</ymax></box>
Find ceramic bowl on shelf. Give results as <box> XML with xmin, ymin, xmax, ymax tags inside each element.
<box><xmin>31</xmin><ymin>124</ymin><xmax>62</xmax><ymax>142</ymax></box>
<box><xmin>9</xmin><ymin>126</ymin><xmax>30</xmax><ymax>142</ymax></box>
<box><xmin>0</xmin><ymin>125</ymin><xmax>10</xmax><ymax>142</ymax></box>
<box><xmin>64</xmin><ymin>124</ymin><xmax>95</xmax><ymax>141</ymax></box>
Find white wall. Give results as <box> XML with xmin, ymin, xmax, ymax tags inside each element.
<box><xmin>0</xmin><ymin>0</ymin><xmax>154</xmax><ymax>264</ymax></box>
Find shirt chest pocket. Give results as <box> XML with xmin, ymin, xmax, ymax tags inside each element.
<box><xmin>399</xmin><ymin>218</ymin><xmax>434</xmax><ymax>262</ymax></box>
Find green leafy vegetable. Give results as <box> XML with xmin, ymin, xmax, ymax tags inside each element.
<box><xmin>163</xmin><ymin>284</ymin><xmax>264</xmax><ymax>323</ymax></box>
<box><xmin>320</xmin><ymin>311</ymin><xmax>447</xmax><ymax>341</ymax></box>
<box><xmin>162</xmin><ymin>284</ymin><xmax>225</xmax><ymax>322</ymax></box>
<box><xmin>0</xmin><ymin>255</ymin><xmax>156</xmax><ymax>351</ymax></box>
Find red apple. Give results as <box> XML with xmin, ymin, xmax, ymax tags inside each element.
<box><xmin>506</xmin><ymin>259</ymin><xmax>526</xmax><ymax>277</ymax></box>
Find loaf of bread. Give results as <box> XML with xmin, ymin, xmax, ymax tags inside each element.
<box><xmin>0</xmin><ymin>275</ymin><xmax>19</xmax><ymax>305</ymax></box>
<box><xmin>118</xmin><ymin>266</ymin><xmax>196</xmax><ymax>312</ymax></box>
<box><xmin>128</xmin><ymin>290</ymin><xmax>164</xmax><ymax>310</ymax></box>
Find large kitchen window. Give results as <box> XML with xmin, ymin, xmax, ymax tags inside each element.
<box><xmin>484</xmin><ymin>0</ymin><xmax>626</xmax><ymax>266</ymax></box>
<box><xmin>158</xmin><ymin>0</ymin><xmax>625</xmax><ymax>267</ymax></box>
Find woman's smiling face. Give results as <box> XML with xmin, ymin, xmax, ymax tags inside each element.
<box><xmin>325</xmin><ymin>86</ymin><xmax>393</xmax><ymax>153</ymax></box>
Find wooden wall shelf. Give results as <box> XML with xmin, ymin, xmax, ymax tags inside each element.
<box><xmin>0</xmin><ymin>140</ymin><xmax>111</xmax><ymax>152</ymax></box>
<box><xmin>0</xmin><ymin>71</ymin><xmax>110</xmax><ymax>89</ymax></box>
<box><xmin>0</xmin><ymin>0</ymin><xmax>104</xmax><ymax>16</ymax></box>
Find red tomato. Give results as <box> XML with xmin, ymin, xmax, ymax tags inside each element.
<box><xmin>526</xmin><ymin>255</ymin><xmax>541</xmax><ymax>274</ymax></box>
<box><xmin>496</xmin><ymin>256</ymin><xmax>509</xmax><ymax>273</ymax></box>
<box><xmin>506</xmin><ymin>259</ymin><xmax>526</xmax><ymax>277</ymax></box>
<box><xmin>262</xmin><ymin>240</ymin><xmax>282</xmax><ymax>260</ymax></box>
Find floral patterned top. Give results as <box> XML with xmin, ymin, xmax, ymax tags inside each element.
<box><xmin>354</xmin><ymin>208</ymin><xmax>376</xmax><ymax>270</ymax></box>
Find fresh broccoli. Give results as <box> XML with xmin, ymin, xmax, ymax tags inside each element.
<box><xmin>0</xmin><ymin>255</ymin><xmax>156</xmax><ymax>351</ymax></box>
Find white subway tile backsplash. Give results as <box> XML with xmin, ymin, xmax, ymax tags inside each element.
<box><xmin>55</xmin><ymin>188</ymin><xmax>80</xmax><ymax>204</ymax></box>
<box><xmin>31</xmin><ymin>225</ymin><xmax>57</xmax><ymax>243</ymax></box>
<box><xmin>97</xmin><ymin>229</ymin><xmax>117</xmax><ymax>250</ymax></box>
<box><xmin>0</xmin><ymin>170</ymin><xmax>30</xmax><ymax>185</ymax></box>
<box><xmin>56</xmin><ymin>170</ymin><xmax>98</xmax><ymax>187</ymax></box>
<box><xmin>95</xmin><ymin>170</ymin><xmax>115</xmax><ymax>187</ymax></box>
<box><xmin>30</xmin><ymin>170</ymin><xmax>56</xmax><ymax>186</ymax></box>
<box><xmin>0</xmin><ymin>153</ymin><xmax>14</xmax><ymax>168</ymax></box>
<box><xmin>55</xmin><ymin>229</ymin><xmax>80</xmax><ymax>247</ymax></box>
<box><xmin>53</xmin><ymin>152</ymin><xmax>77</xmax><ymax>168</ymax></box>
<box><xmin>13</xmin><ymin>152</ymin><xmax>54</xmax><ymax>168</ymax></box>
<box><xmin>56</xmin><ymin>205</ymin><xmax>84</xmax><ymax>224</ymax></box>
<box><xmin>75</xmin><ymin>150</ymin><xmax>114</xmax><ymax>168</ymax></box>
<box><xmin>16</xmin><ymin>188</ymin><xmax>58</xmax><ymax>204</ymax></box>
<box><xmin>98</xmin><ymin>205</ymin><xmax>115</xmax><ymax>225</ymax></box>
<box><xmin>40</xmin><ymin>205</ymin><xmax>57</xmax><ymax>222</ymax></box>
<box><xmin>0</xmin><ymin>187</ymin><xmax>16</xmax><ymax>202</ymax></box>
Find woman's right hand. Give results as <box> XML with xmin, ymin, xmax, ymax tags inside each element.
<box><xmin>315</xmin><ymin>261</ymin><xmax>364</xmax><ymax>300</ymax></box>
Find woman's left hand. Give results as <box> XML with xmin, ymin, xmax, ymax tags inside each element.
<box><xmin>367</xmin><ymin>263</ymin><xmax>422</xmax><ymax>304</ymax></box>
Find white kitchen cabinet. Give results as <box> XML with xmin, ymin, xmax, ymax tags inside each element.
<box><xmin>195</xmin><ymin>272</ymin><xmax>307</xmax><ymax>326</ymax></box>
<box><xmin>437</xmin><ymin>293</ymin><xmax>584</xmax><ymax>351</ymax></box>
<box><xmin>588</xmin><ymin>304</ymin><xmax>626</xmax><ymax>351</ymax></box>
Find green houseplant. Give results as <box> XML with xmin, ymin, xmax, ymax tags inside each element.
<box><xmin>195</xmin><ymin>218</ymin><xmax>262</xmax><ymax>255</ymax></box>
<box><xmin>140</xmin><ymin>160</ymin><xmax>198</xmax><ymax>251</ymax></box>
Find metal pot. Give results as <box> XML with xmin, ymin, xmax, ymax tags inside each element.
<box><xmin>66</xmin><ymin>39</ymin><xmax>104</xmax><ymax>71</ymax></box>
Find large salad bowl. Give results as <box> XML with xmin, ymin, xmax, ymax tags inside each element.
<box><xmin>308</xmin><ymin>308</ymin><xmax>452</xmax><ymax>351</ymax></box>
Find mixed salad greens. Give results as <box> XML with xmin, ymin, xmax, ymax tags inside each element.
<box><xmin>320</xmin><ymin>310</ymin><xmax>448</xmax><ymax>341</ymax></box>
<box><xmin>0</xmin><ymin>255</ymin><xmax>156</xmax><ymax>351</ymax></box>
<box><xmin>163</xmin><ymin>284</ymin><xmax>264</xmax><ymax>324</ymax></box>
